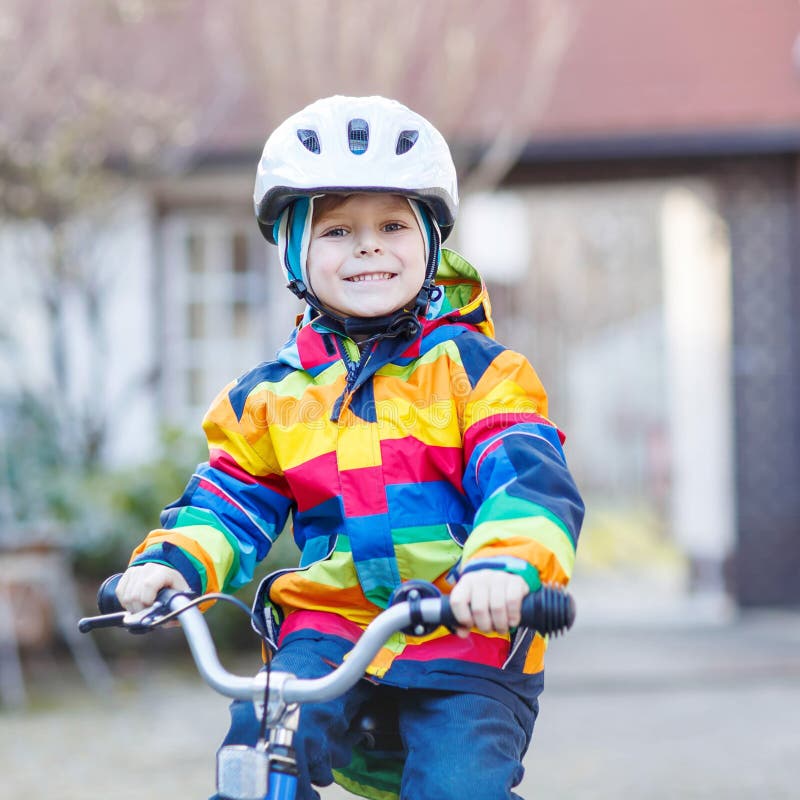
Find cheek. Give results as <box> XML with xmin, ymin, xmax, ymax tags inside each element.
<box><xmin>306</xmin><ymin>245</ymin><xmax>337</xmax><ymax>284</ymax></box>
<box><xmin>407</xmin><ymin>239</ymin><xmax>427</xmax><ymax>278</ymax></box>
<box><xmin>407</xmin><ymin>254</ymin><xmax>427</xmax><ymax>286</ymax></box>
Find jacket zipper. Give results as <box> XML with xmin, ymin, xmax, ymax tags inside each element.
<box><xmin>252</xmin><ymin>536</ymin><xmax>339</xmax><ymax>646</ymax></box>
<box><xmin>333</xmin><ymin>337</ymin><xmax>375</xmax><ymax>420</ymax></box>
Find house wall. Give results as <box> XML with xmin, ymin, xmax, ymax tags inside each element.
<box><xmin>502</xmin><ymin>153</ymin><xmax>800</xmax><ymax>607</ymax></box>
<box><xmin>0</xmin><ymin>190</ymin><xmax>160</xmax><ymax>468</ymax></box>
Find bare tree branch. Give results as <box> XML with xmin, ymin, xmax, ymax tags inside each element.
<box><xmin>460</xmin><ymin>0</ymin><xmax>577</xmax><ymax>195</ymax></box>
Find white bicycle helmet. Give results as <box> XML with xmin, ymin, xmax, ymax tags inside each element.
<box><xmin>253</xmin><ymin>95</ymin><xmax>459</xmax><ymax>243</ymax></box>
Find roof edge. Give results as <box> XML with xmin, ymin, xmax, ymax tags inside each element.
<box><xmin>516</xmin><ymin>125</ymin><xmax>800</xmax><ymax>163</ymax></box>
<box><xmin>172</xmin><ymin>124</ymin><xmax>800</xmax><ymax>179</ymax></box>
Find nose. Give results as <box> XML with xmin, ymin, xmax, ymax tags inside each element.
<box><xmin>354</xmin><ymin>228</ymin><xmax>382</xmax><ymax>256</ymax></box>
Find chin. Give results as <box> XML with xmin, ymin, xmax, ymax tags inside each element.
<box><xmin>340</xmin><ymin>299</ymin><xmax>407</xmax><ymax>318</ymax></box>
<box><xmin>359</xmin><ymin>303</ymin><xmax>409</xmax><ymax>318</ymax></box>
<box><xmin>331</xmin><ymin>291</ymin><xmax>418</xmax><ymax>319</ymax></box>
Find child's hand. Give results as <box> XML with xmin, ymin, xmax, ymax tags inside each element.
<box><xmin>448</xmin><ymin>570</ymin><xmax>529</xmax><ymax>639</ymax></box>
<box><xmin>116</xmin><ymin>563</ymin><xmax>191</xmax><ymax>613</ymax></box>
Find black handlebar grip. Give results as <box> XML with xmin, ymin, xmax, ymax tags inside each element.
<box><xmin>440</xmin><ymin>585</ymin><xmax>575</xmax><ymax>637</ymax></box>
<box><xmin>97</xmin><ymin>573</ymin><xmax>125</xmax><ymax>614</ymax></box>
<box><xmin>519</xmin><ymin>585</ymin><xmax>575</xmax><ymax>636</ymax></box>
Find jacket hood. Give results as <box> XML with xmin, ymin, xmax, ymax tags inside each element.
<box><xmin>426</xmin><ymin>247</ymin><xmax>495</xmax><ymax>339</ymax></box>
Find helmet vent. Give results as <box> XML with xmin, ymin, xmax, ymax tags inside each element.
<box><xmin>348</xmin><ymin>119</ymin><xmax>369</xmax><ymax>154</ymax></box>
<box><xmin>396</xmin><ymin>130</ymin><xmax>419</xmax><ymax>155</ymax></box>
<box><xmin>297</xmin><ymin>129</ymin><xmax>321</xmax><ymax>154</ymax></box>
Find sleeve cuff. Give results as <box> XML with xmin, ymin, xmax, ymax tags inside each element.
<box><xmin>459</xmin><ymin>555</ymin><xmax>542</xmax><ymax>593</ymax></box>
<box><xmin>130</xmin><ymin>545</ymin><xmax>204</xmax><ymax>595</ymax></box>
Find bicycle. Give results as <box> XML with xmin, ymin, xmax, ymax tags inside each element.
<box><xmin>79</xmin><ymin>577</ymin><xmax>575</xmax><ymax>800</ymax></box>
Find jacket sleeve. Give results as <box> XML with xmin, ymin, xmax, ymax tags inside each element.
<box><xmin>458</xmin><ymin>345</ymin><xmax>584</xmax><ymax>586</ymax></box>
<box><xmin>128</xmin><ymin>380</ymin><xmax>294</xmax><ymax>595</ymax></box>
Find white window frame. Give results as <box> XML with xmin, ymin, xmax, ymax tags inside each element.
<box><xmin>159</xmin><ymin>213</ymin><xmax>298</xmax><ymax>428</ymax></box>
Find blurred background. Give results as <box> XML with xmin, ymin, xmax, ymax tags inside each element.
<box><xmin>1</xmin><ymin>1</ymin><xmax>799</xmax><ymax>798</ymax></box>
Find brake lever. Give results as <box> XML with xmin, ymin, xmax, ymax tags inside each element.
<box><xmin>77</xmin><ymin>611</ymin><xmax>127</xmax><ymax>633</ymax></box>
<box><xmin>123</xmin><ymin>588</ymin><xmax>192</xmax><ymax>632</ymax></box>
<box><xmin>78</xmin><ymin>590</ymin><xmax>185</xmax><ymax>634</ymax></box>
<box><xmin>121</xmin><ymin>603</ymin><xmax>171</xmax><ymax>632</ymax></box>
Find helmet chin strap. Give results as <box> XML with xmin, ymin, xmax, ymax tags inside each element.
<box><xmin>289</xmin><ymin>281</ymin><xmax>429</xmax><ymax>342</ymax></box>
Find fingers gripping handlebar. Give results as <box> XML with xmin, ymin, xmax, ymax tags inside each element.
<box><xmin>77</xmin><ymin>573</ymin><xmax>186</xmax><ymax>634</ymax></box>
<box><xmin>449</xmin><ymin>585</ymin><xmax>574</xmax><ymax>635</ymax></box>
<box><xmin>389</xmin><ymin>578</ymin><xmax>575</xmax><ymax>637</ymax></box>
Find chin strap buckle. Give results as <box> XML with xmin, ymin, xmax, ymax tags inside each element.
<box><xmin>384</xmin><ymin>312</ymin><xmax>422</xmax><ymax>340</ymax></box>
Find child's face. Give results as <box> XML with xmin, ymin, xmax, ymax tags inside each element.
<box><xmin>307</xmin><ymin>193</ymin><xmax>426</xmax><ymax>319</ymax></box>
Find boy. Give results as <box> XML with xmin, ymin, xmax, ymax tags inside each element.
<box><xmin>117</xmin><ymin>95</ymin><xmax>584</xmax><ymax>800</ymax></box>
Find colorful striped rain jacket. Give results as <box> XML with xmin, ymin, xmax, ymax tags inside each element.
<box><xmin>131</xmin><ymin>248</ymin><xmax>584</xmax><ymax>709</ymax></box>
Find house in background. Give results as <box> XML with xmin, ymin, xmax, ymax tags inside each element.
<box><xmin>1</xmin><ymin>0</ymin><xmax>798</xmax><ymax>608</ymax></box>
<box><xmin>495</xmin><ymin>0</ymin><xmax>800</xmax><ymax>608</ymax></box>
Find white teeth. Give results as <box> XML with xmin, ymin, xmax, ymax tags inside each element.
<box><xmin>347</xmin><ymin>273</ymin><xmax>394</xmax><ymax>282</ymax></box>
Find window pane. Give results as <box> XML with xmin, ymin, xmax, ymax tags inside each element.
<box><xmin>233</xmin><ymin>301</ymin><xmax>250</xmax><ymax>338</ymax></box>
<box><xmin>186</xmin><ymin>367</ymin><xmax>203</xmax><ymax>406</ymax></box>
<box><xmin>187</xmin><ymin>302</ymin><xmax>206</xmax><ymax>339</ymax></box>
<box><xmin>232</xmin><ymin>232</ymin><xmax>249</xmax><ymax>274</ymax></box>
<box><xmin>187</xmin><ymin>232</ymin><xmax>205</xmax><ymax>274</ymax></box>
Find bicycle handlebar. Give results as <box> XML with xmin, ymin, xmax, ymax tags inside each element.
<box><xmin>78</xmin><ymin>574</ymin><xmax>575</xmax><ymax>705</ymax></box>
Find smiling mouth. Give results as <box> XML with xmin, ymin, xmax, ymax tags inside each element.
<box><xmin>345</xmin><ymin>272</ymin><xmax>396</xmax><ymax>282</ymax></box>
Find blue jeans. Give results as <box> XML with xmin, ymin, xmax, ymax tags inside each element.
<box><xmin>212</xmin><ymin>640</ymin><xmax>536</xmax><ymax>800</ymax></box>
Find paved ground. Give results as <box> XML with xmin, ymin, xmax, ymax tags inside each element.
<box><xmin>529</xmin><ymin>613</ymin><xmax>800</xmax><ymax>799</ymax></box>
<box><xmin>2</xmin><ymin>593</ymin><xmax>800</xmax><ymax>799</ymax></box>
